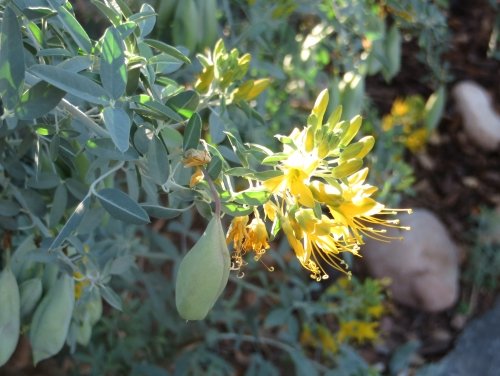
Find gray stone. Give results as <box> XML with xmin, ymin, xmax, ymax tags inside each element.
<box><xmin>434</xmin><ymin>299</ymin><xmax>500</xmax><ymax>376</ymax></box>
<box><xmin>361</xmin><ymin>209</ymin><xmax>460</xmax><ymax>312</ymax></box>
<box><xmin>452</xmin><ymin>81</ymin><xmax>500</xmax><ymax>151</ymax></box>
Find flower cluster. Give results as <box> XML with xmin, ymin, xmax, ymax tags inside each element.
<box><xmin>382</xmin><ymin>95</ymin><xmax>430</xmax><ymax>153</ymax></box>
<box><xmin>226</xmin><ymin>89</ymin><xmax>411</xmax><ymax>281</ymax></box>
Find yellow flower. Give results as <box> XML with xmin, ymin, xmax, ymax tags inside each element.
<box><xmin>281</xmin><ymin>210</ymin><xmax>359</xmax><ymax>281</ymax></box>
<box><xmin>405</xmin><ymin>128</ymin><xmax>428</xmax><ymax>153</ymax></box>
<box><xmin>329</xmin><ymin>168</ymin><xmax>411</xmax><ymax>243</ymax></box>
<box><xmin>318</xmin><ymin>324</ymin><xmax>338</xmax><ymax>353</ymax></box>
<box><xmin>243</xmin><ymin>217</ymin><xmax>270</xmax><ymax>259</ymax></box>
<box><xmin>338</xmin><ymin>320</ymin><xmax>378</xmax><ymax>343</ymax></box>
<box><xmin>263</xmin><ymin>152</ymin><xmax>317</xmax><ymax>208</ymax></box>
<box><xmin>73</xmin><ymin>272</ymin><xmax>89</xmax><ymax>301</ymax></box>
<box><xmin>263</xmin><ymin>201</ymin><xmax>277</xmax><ymax>221</ymax></box>
<box><xmin>392</xmin><ymin>98</ymin><xmax>409</xmax><ymax>117</ymax></box>
<box><xmin>382</xmin><ymin>115</ymin><xmax>394</xmax><ymax>131</ymax></box>
<box><xmin>367</xmin><ymin>304</ymin><xmax>384</xmax><ymax>318</ymax></box>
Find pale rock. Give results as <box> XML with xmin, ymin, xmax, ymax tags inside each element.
<box><xmin>452</xmin><ymin>81</ymin><xmax>500</xmax><ymax>151</ymax></box>
<box><xmin>361</xmin><ymin>209</ymin><xmax>459</xmax><ymax>312</ymax></box>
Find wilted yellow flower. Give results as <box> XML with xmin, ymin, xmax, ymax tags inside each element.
<box><xmin>226</xmin><ymin>216</ymin><xmax>249</xmax><ymax>249</ymax></box>
<box><xmin>189</xmin><ymin>167</ymin><xmax>204</xmax><ymax>187</ymax></box>
<box><xmin>243</xmin><ymin>217</ymin><xmax>270</xmax><ymax>259</ymax></box>
<box><xmin>182</xmin><ymin>149</ymin><xmax>211</xmax><ymax>167</ymax></box>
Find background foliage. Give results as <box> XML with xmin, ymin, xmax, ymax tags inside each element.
<box><xmin>0</xmin><ymin>0</ymin><xmax>459</xmax><ymax>374</ymax></box>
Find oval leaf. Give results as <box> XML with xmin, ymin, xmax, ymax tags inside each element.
<box><xmin>183</xmin><ymin>113</ymin><xmax>202</xmax><ymax>151</ymax></box>
<box><xmin>96</xmin><ymin>188</ymin><xmax>150</xmax><ymax>224</ymax></box>
<box><xmin>0</xmin><ymin>6</ymin><xmax>25</xmax><ymax>110</ymax></box>
<box><xmin>102</xmin><ymin>106</ymin><xmax>131</xmax><ymax>152</ymax></box>
<box><xmin>100</xmin><ymin>27</ymin><xmax>127</xmax><ymax>99</ymax></box>
<box><xmin>30</xmin><ymin>64</ymin><xmax>110</xmax><ymax>105</ymax></box>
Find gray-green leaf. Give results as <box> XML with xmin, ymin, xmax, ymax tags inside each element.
<box><xmin>30</xmin><ymin>64</ymin><xmax>110</xmax><ymax>105</ymax></box>
<box><xmin>0</xmin><ymin>6</ymin><xmax>25</xmax><ymax>110</ymax></box>
<box><xmin>96</xmin><ymin>188</ymin><xmax>150</xmax><ymax>224</ymax></box>
<box><xmin>100</xmin><ymin>27</ymin><xmax>127</xmax><ymax>99</ymax></box>
<box><xmin>102</xmin><ymin>106</ymin><xmax>131</xmax><ymax>152</ymax></box>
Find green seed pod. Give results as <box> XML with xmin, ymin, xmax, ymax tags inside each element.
<box><xmin>175</xmin><ymin>216</ymin><xmax>230</xmax><ymax>320</ymax></box>
<box><xmin>30</xmin><ymin>274</ymin><xmax>75</xmax><ymax>365</ymax></box>
<box><xmin>19</xmin><ymin>278</ymin><xmax>43</xmax><ymax>318</ymax></box>
<box><xmin>0</xmin><ymin>267</ymin><xmax>20</xmax><ymax>367</ymax></box>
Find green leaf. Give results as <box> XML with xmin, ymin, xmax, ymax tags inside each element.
<box><xmin>183</xmin><ymin>113</ymin><xmax>202</xmax><ymax>150</ymax></box>
<box><xmin>135</xmin><ymin>3</ymin><xmax>156</xmax><ymax>38</ymax></box>
<box><xmin>143</xmin><ymin>39</ymin><xmax>191</xmax><ymax>64</ymax></box>
<box><xmin>49</xmin><ymin>0</ymin><xmax>91</xmax><ymax>53</ymax></box>
<box><xmin>16</xmin><ymin>81</ymin><xmax>66</xmax><ymax>120</ymax></box>
<box><xmin>261</xmin><ymin>153</ymin><xmax>290</xmax><ymax>165</ymax></box>
<box><xmin>233</xmin><ymin>189</ymin><xmax>270</xmax><ymax>206</ymax></box>
<box><xmin>91</xmin><ymin>0</ymin><xmax>121</xmax><ymax>26</ymax></box>
<box><xmin>207</xmin><ymin>155</ymin><xmax>223</xmax><ymax>180</ymax></box>
<box><xmin>49</xmin><ymin>184</ymin><xmax>68</xmax><ymax>228</ymax></box>
<box><xmin>48</xmin><ymin>196</ymin><xmax>91</xmax><ymax>251</ymax></box>
<box><xmin>99</xmin><ymin>285</ymin><xmax>123</xmax><ymax>311</ymax></box>
<box><xmin>102</xmin><ymin>107</ymin><xmax>131</xmax><ymax>153</ymax></box>
<box><xmin>146</xmin><ymin>136</ymin><xmax>169</xmax><ymax>185</ymax></box>
<box><xmin>95</xmin><ymin>188</ymin><xmax>150</xmax><ymax>225</ymax></box>
<box><xmin>100</xmin><ymin>27</ymin><xmax>127</xmax><ymax>99</ymax></box>
<box><xmin>130</xmin><ymin>94</ymin><xmax>183</xmax><ymax>122</ymax></box>
<box><xmin>221</xmin><ymin>202</ymin><xmax>253</xmax><ymax>216</ymax></box>
<box><xmin>209</xmin><ymin>111</ymin><xmax>226</xmax><ymax>144</ymax></box>
<box><xmin>166</xmin><ymin>90</ymin><xmax>200</xmax><ymax>118</ymax></box>
<box><xmin>0</xmin><ymin>6</ymin><xmax>25</xmax><ymax>110</ymax></box>
<box><xmin>30</xmin><ymin>64</ymin><xmax>110</xmax><ymax>105</ymax></box>
<box><xmin>22</xmin><ymin>7</ymin><xmax>58</xmax><ymax>20</ymax></box>
<box><xmin>141</xmin><ymin>205</ymin><xmax>185</xmax><ymax>220</ymax></box>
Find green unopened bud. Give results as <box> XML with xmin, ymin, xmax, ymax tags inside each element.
<box><xmin>175</xmin><ymin>216</ymin><xmax>230</xmax><ymax>320</ymax></box>
<box><xmin>339</xmin><ymin>115</ymin><xmax>363</xmax><ymax>147</ymax></box>
<box><xmin>245</xmin><ymin>78</ymin><xmax>271</xmax><ymax>100</ymax></box>
<box><xmin>0</xmin><ymin>267</ymin><xmax>20</xmax><ymax>367</ymax></box>
<box><xmin>311</xmin><ymin>89</ymin><xmax>329</xmax><ymax>127</ymax></box>
<box><xmin>331</xmin><ymin>158</ymin><xmax>363</xmax><ymax>179</ymax></box>
<box><xmin>340</xmin><ymin>136</ymin><xmax>374</xmax><ymax>161</ymax></box>
<box><xmin>327</xmin><ymin>105</ymin><xmax>343</xmax><ymax>132</ymax></box>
